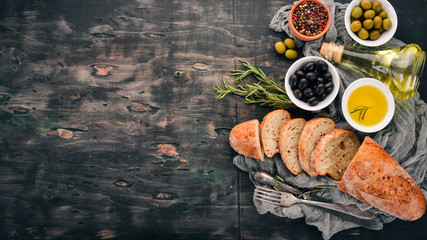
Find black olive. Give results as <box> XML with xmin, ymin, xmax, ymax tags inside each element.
<box><xmin>293</xmin><ymin>89</ymin><xmax>303</xmax><ymax>100</ymax></box>
<box><xmin>316</xmin><ymin>60</ymin><xmax>329</xmax><ymax>73</ymax></box>
<box><xmin>317</xmin><ymin>77</ymin><xmax>325</xmax><ymax>85</ymax></box>
<box><xmin>323</xmin><ymin>72</ymin><xmax>333</xmax><ymax>82</ymax></box>
<box><xmin>319</xmin><ymin>93</ymin><xmax>327</xmax><ymax>101</ymax></box>
<box><xmin>325</xmin><ymin>81</ymin><xmax>334</xmax><ymax>93</ymax></box>
<box><xmin>303</xmin><ymin>62</ymin><xmax>316</xmax><ymax>73</ymax></box>
<box><xmin>305</xmin><ymin>72</ymin><xmax>317</xmax><ymax>83</ymax></box>
<box><xmin>315</xmin><ymin>84</ymin><xmax>325</xmax><ymax>96</ymax></box>
<box><xmin>289</xmin><ymin>74</ymin><xmax>298</xmax><ymax>88</ymax></box>
<box><xmin>303</xmin><ymin>88</ymin><xmax>314</xmax><ymax>98</ymax></box>
<box><xmin>295</xmin><ymin>70</ymin><xmax>305</xmax><ymax>79</ymax></box>
<box><xmin>297</xmin><ymin>78</ymin><xmax>308</xmax><ymax>89</ymax></box>
<box><xmin>308</xmin><ymin>97</ymin><xmax>319</xmax><ymax>106</ymax></box>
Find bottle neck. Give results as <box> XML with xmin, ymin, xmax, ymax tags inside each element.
<box><xmin>320</xmin><ymin>42</ymin><xmax>386</xmax><ymax>77</ymax></box>
<box><xmin>320</xmin><ymin>42</ymin><xmax>379</xmax><ymax>64</ymax></box>
<box><xmin>341</xmin><ymin>49</ymin><xmax>377</xmax><ymax>64</ymax></box>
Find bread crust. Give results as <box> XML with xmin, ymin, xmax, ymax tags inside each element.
<box><xmin>279</xmin><ymin>118</ymin><xmax>307</xmax><ymax>175</ymax></box>
<box><xmin>298</xmin><ymin>118</ymin><xmax>336</xmax><ymax>176</ymax></box>
<box><xmin>338</xmin><ymin>137</ymin><xmax>427</xmax><ymax>221</ymax></box>
<box><xmin>310</xmin><ymin>129</ymin><xmax>360</xmax><ymax>180</ymax></box>
<box><xmin>229</xmin><ymin>119</ymin><xmax>264</xmax><ymax>161</ymax></box>
<box><xmin>260</xmin><ymin>110</ymin><xmax>291</xmax><ymax>158</ymax></box>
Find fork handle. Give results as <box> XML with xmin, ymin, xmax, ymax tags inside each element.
<box><xmin>297</xmin><ymin>198</ymin><xmax>376</xmax><ymax>220</ymax></box>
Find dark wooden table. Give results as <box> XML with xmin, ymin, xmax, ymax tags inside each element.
<box><xmin>1</xmin><ymin>0</ymin><xmax>426</xmax><ymax>239</ymax></box>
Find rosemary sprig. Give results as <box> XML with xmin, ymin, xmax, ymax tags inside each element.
<box><xmin>214</xmin><ymin>60</ymin><xmax>295</xmax><ymax>108</ymax></box>
<box><xmin>273</xmin><ymin>174</ymin><xmax>335</xmax><ymax>197</ymax></box>
<box><xmin>350</xmin><ymin>105</ymin><xmax>373</xmax><ymax>122</ymax></box>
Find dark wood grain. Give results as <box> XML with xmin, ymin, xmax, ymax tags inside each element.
<box><xmin>0</xmin><ymin>0</ymin><xmax>426</xmax><ymax>239</ymax></box>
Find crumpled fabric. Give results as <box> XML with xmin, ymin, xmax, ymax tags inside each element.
<box><xmin>233</xmin><ymin>0</ymin><xmax>427</xmax><ymax>239</ymax></box>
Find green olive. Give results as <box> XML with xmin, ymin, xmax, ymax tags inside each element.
<box><xmin>379</xmin><ymin>27</ymin><xmax>385</xmax><ymax>33</ymax></box>
<box><xmin>383</xmin><ymin>18</ymin><xmax>392</xmax><ymax>30</ymax></box>
<box><xmin>363</xmin><ymin>19</ymin><xmax>374</xmax><ymax>30</ymax></box>
<box><xmin>351</xmin><ymin>7</ymin><xmax>363</xmax><ymax>19</ymax></box>
<box><xmin>378</xmin><ymin>10</ymin><xmax>388</xmax><ymax>19</ymax></box>
<box><xmin>284</xmin><ymin>38</ymin><xmax>296</xmax><ymax>49</ymax></box>
<box><xmin>364</xmin><ymin>10</ymin><xmax>376</xmax><ymax>19</ymax></box>
<box><xmin>372</xmin><ymin>1</ymin><xmax>382</xmax><ymax>13</ymax></box>
<box><xmin>373</xmin><ymin>16</ymin><xmax>383</xmax><ymax>29</ymax></box>
<box><xmin>370</xmin><ymin>30</ymin><xmax>380</xmax><ymax>40</ymax></box>
<box><xmin>275</xmin><ymin>42</ymin><xmax>286</xmax><ymax>54</ymax></box>
<box><xmin>285</xmin><ymin>49</ymin><xmax>298</xmax><ymax>60</ymax></box>
<box><xmin>350</xmin><ymin>20</ymin><xmax>362</xmax><ymax>32</ymax></box>
<box><xmin>357</xmin><ymin>28</ymin><xmax>369</xmax><ymax>40</ymax></box>
<box><xmin>361</xmin><ymin>0</ymin><xmax>372</xmax><ymax>10</ymax></box>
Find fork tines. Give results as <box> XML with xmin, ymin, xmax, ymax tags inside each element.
<box><xmin>254</xmin><ymin>186</ymin><xmax>282</xmax><ymax>205</ymax></box>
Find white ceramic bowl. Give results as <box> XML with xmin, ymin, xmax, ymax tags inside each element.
<box><xmin>345</xmin><ymin>0</ymin><xmax>398</xmax><ymax>47</ymax></box>
<box><xmin>342</xmin><ymin>78</ymin><xmax>395</xmax><ymax>133</ymax></box>
<box><xmin>284</xmin><ymin>56</ymin><xmax>340</xmax><ymax>111</ymax></box>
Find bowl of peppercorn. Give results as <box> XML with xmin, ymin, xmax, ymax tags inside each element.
<box><xmin>284</xmin><ymin>56</ymin><xmax>340</xmax><ymax>111</ymax></box>
<box><xmin>289</xmin><ymin>0</ymin><xmax>331</xmax><ymax>41</ymax></box>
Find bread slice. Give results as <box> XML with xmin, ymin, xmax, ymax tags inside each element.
<box><xmin>229</xmin><ymin>119</ymin><xmax>264</xmax><ymax>161</ymax></box>
<box><xmin>310</xmin><ymin>129</ymin><xmax>360</xmax><ymax>180</ymax></box>
<box><xmin>298</xmin><ymin>118</ymin><xmax>336</xmax><ymax>177</ymax></box>
<box><xmin>338</xmin><ymin>137</ymin><xmax>427</xmax><ymax>221</ymax></box>
<box><xmin>260</xmin><ymin>110</ymin><xmax>291</xmax><ymax>158</ymax></box>
<box><xmin>279</xmin><ymin>118</ymin><xmax>307</xmax><ymax>175</ymax></box>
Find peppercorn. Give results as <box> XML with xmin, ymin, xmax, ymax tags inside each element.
<box><xmin>292</xmin><ymin>1</ymin><xmax>328</xmax><ymax>36</ymax></box>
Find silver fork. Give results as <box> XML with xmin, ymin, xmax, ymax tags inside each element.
<box><xmin>254</xmin><ymin>186</ymin><xmax>376</xmax><ymax>220</ymax></box>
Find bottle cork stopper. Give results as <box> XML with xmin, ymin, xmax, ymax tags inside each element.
<box><xmin>320</xmin><ymin>42</ymin><xmax>344</xmax><ymax>64</ymax></box>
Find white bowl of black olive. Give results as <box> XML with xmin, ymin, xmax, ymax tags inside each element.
<box><xmin>284</xmin><ymin>56</ymin><xmax>340</xmax><ymax>111</ymax></box>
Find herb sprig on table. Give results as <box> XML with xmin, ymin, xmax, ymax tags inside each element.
<box><xmin>214</xmin><ymin>60</ymin><xmax>295</xmax><ymax>108</ymax></box>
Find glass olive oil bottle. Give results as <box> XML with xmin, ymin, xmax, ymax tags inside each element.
<box><xmin>320</xmin><ymin>42</ymin><xmax>426</xmax><ymax>99</ymax></box>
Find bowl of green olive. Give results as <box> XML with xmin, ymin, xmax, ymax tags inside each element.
<box><xmin>345</xmin><ymin>0</ymin><xmax>397</xmax><ymax>47</ymax></box>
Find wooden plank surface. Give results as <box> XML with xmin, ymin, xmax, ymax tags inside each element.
<box><xmin>0</xmin><ymin>0</ymin><xmax>426</xmax><ymax>239</ymax></box>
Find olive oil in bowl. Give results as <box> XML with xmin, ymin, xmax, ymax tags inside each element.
<box><xmin>342</xmin><ymin>78</ymin><xmax>395</xmax><ymax>133</ymax></box>
<box><xmin>347</xmin><ymin>85</ymin><xmax>388</xmax><ymax>126</ymax></box>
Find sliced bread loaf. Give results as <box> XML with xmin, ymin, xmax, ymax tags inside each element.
<box><xmin>298</xmin><ymin>118</ymin><xmax>336</xmax><ymax>177</ymax></box>
<box><xmin>279</xmin><ymin>118</ymin><xmax>307</xmax><ymax>175</ymax></box>
<box><xmin>338</xmin><ymin>137</ymin><xmax>426</xmax><ymax>221</ymax></box>
<box><xmin>229</xmin><ymin>119</ymin><xmax>264</xmax><ymax>161</ymax></box>
<box><xmin>310</xmin><ymin>129</ymin><xmax>360</xmax><ymax>180</ymax></box>
<box><xmin>260</xmin><ymin>110</ymin><xmax>291</xmax><ymax>158</ymax></box>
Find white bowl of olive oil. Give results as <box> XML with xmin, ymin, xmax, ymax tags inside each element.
<box><xmin>342</xmin><ymin>78</ymin><xmax>395</xmax><ymax>133</ymax></box>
